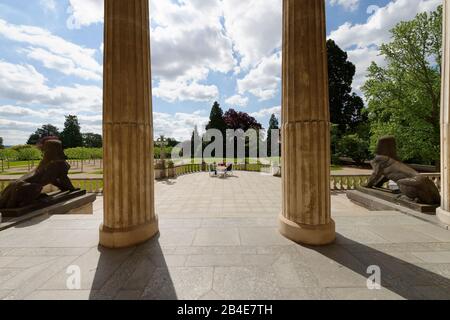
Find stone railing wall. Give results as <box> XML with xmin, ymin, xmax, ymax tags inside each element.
<box><xmin>329</xmin><ymin>173</ymin><xmax>441</xmax><ymax>192</ymax></box>
<box><xmin>330</xmin><ymin>175</ymin><xmax>371</xmax><ymax>191</ymax></box>
<box><xmin>0</xmin><ymin>178</ymin><xmax>104</xmax><ymax>194</ymax></box>
<box><xmin>0</xmin><ymin>170</ymin><xmax>442</xmax><ymax>195</ymax></box>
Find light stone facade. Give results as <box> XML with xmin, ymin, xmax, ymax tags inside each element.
<box><xmin>438</xmin><ymin>0</ymin><xmax>450</xmax><ymax>225</ymax></box>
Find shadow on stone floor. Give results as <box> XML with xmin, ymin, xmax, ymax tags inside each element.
<box><xmin>13</xmin><ymin>214</ymin><xmax>51</xmax><ymax>229</ymax></box>
<box><xmin>311</xmin><ymin>235</ymin><xmax>450</xmax><ymax>300</ymax></box>
<box><xmin>89</xmin><ymin>234</ymin><xmax>177</xmax><ymax>300</ymax></box>
<box><xmin>158</xmin><ymin>179</ymin><xmax>177</xmax><ymax>186</ymax></box>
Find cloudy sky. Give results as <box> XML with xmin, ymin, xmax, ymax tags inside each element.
<box><xmin>0</xmin><ymin>0</ymin><xmax>443</xmax><ymax>145</ymax></box>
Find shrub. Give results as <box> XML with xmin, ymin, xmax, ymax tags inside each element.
<box><xmin>17</xmin><ymin>147</ymin><xmax>42</xmax><ymax>161</ymax></box>
<box><xmin>337</xmin><ymin>134</ymin><xmax>371</xmax><ymax>165</ymax></box>
<box><xmin>0</xmin><ymin>149</ymin><xmax>18</xmax><ymax>162</ymax></box>
<box><xmin>154</xmin><ymin>146</ymin><xmax>173</xmax><ymax>159</ymax></box>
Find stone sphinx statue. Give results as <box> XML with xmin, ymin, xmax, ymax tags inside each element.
<box><xmin>0</xmin><ymin>138</ymin><xmax>76</xmax><ymax>209</ymax></box>
<box><xmin>366</xmin><ymin>136</ymin><xmax>441</xmax><ymax>205</ymax></box>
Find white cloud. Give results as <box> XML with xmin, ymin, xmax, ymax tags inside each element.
<box><xmin>0</xmin><ymin>129</ymin><xmax>37</xmax><ymax>146</ymax></box>
<box><xmin>60</xmin><ymin>0</ymin><xmax>441</xmax><ymax>101</ymax></box>
<box><xmin>330</xmin><ymin>0</ymin><xmax>441</xmax><ymax>49</ymax></box>
<box><xmin>63</xmin><ymin>0</ymin><xmax>282</xmax><ymax>70</ymax></box>
<box><xmin>225</xmin><ymin>95</ymin><xmax>249</xmax><ymax>108</ymax></box>
<box><xmin>222</xmin><ymin>0</ymin><xmax>282</xmax><ymax>70</ymax></box>
<box><xmin>153</xmin><ymin>111</ymin><xmax>209</xmax><ymax>141</ymax></box>
<box><xmin>0</xmin><ymin>19</ymin><xmax>102</xmax><ymax>81</ymax></box>
<box><xmin>0</xmin><ymin>105</ymin><xmax>47</xmax><ymax>118</ymax></box>
<box><xmin>250</xmin><ymin>106</ymin><xmax>281</xmax><ymax>120</ymax></box>
<box><xmin>237</xmin><ymin>52</ymin><xmax>281</xmax><ymax>101</ymax></box>
<box><xmin>346</xmin><ymin>46</ymin><xmax>385</xmax><ymax>92</ymax></box>
<box><xmin>0</xmin><ymin>60</ymin><xmax>102</xmax><ymax>112</ymax></box>
<box><xmin>329</xmin><ymin>0</ymin><xmax>360</xmax><ymax>11</ymax></box>
<box><xmin>328</xmin><ymin>0</ymin><xmax>442</xmax><ymax>93</ymax></box>
<box><xmin>366</xmin><ymin>5</ymin><xmax>380</xmax><ymax>14</ymax></box>
<box><xmin>150</xmin><ymin>0</ymin><xmax>235</xmax><ymax>102</ymax></box>
<box><xmin>0</xmin><ymin>118</ymin><xmax>58</xmax><ymax>146</ymax></box>
<box><xmin>66</xmin><ymin>0</ymin><xmax>103</xmax><ymax>29</ymax></box>
<box><xmin>22</xmin><ymin>47</ymin><xmax>101</xmax><ymax>81</ymax></box>
<box><xmin>0</xmin><ymin>104</ymin><xmax>103</xmax><ymax>145</ymax></box>
<box><xmin>0</xmin><ymin>117</ymin><xmax>102</xmax><ymax>146</ymax></box>
<box><xmin>0</xmin><ymin>118</ymin><xmax>43</xmax><ymax>133</ymax></box>
<box><xmin>0</xmin><ymin>106</ymin><xmax>208</xmax><ymax>145</ymax></box>
<box><xmin>40</xmin><ymin>0</ymin><xmax>57</xmax><ymax>13</ymax></box>
<box><xmin>0</xmin><ymin>105</ymin><xmax>101</xmax><ymax>124</ymax></box>
<box><xmin>63</xmin><ymin>0</ymin><xmax>237</xmax><ymax>102</ymax></box>
<box><xmin>153</xmin><ymin>80</ymin><xmax>219</xmax><ymax>103</ymax></box>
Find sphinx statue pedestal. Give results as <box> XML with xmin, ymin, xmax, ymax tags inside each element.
<box><xmin>348</xmin><ymin>187</ymin><xmax>439</xmax><ymax>214</ymax></box>
<box><xmin>0</xmin><ymin>191</ymin><xmax>96</xmax><ymax>231</ymax></box>
<box><xmin>347</xmin><ymin>136</ymin><xmax>441</xmax><ymax>217</ymax></box>
<box><xmin>0</xmin><ymin>139</ymin><xmax>97</xmax><ymax>231</ymax></box>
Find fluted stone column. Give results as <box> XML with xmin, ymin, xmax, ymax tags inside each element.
<box><xmin>438</xmin><ymin>0</ymin><xmax>450</xmax><ymax>225</ymax></box>
<box><xmin>100</xmin><ymin>0</ymin><xmax>158</xmax><ymax>248</ymax></box>
<box><xmin>279</xmin><ymin>0</ymin><xmax>336</xmax><ymax>245</ymax></box>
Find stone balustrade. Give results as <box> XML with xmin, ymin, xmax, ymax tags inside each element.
<box><xmin>0</xmin><ymin>171</ymin><xmax>442</xmax><ymax>195</ymax></box>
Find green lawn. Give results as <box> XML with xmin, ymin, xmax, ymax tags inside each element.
<box><xmin>0</xmin><ymin>171</ymin><xmax>29</xmax><ymax>176</ymax></box>
<box><xmin>2</xmin><ymin>160</ymin><xmax>38</xmax><ymax>168</ymax></box>
<box><xmin>0</xmin><ymin>160</ymin><xmax>343</xmax><ymax>175</ymax></box>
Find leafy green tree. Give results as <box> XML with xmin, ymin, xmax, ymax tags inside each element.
<box><xmin>82</xmin><ymin>133</ymin><xmax>103</xmax><ymax>148</ymax></box>
<box><xmin>267</xmin><ymin>114</ymin><xmax>280</xmax><ymax>157</ymax></box>
<box><xmin>64</xmin><ymin>147</ymin><xmax>91</xmax><ymax>172</ymax></box>
<box><xmin>90</xmin><ymin>148</ymin><xmax>103</xmax><ymax>160</ymax></box>
<box><xmin>191</xmin><ymin>125</ymin><xmax>201</xmax><ymax>159</ymax></box>
<box><xmin>206</xmin><ymin>101</ymin><xmax>227</xmax><ymax>135</ymax></box>
<box><xmin>205</xmin><ymin>102</ymin><xmax>227</xmax><ymax>159</ymax></box>
<box><xmin>27</xmin><ymin>124</ymin><xmax>60</xmax><ymax>145</ymax></box>
<box><xmin>154</xmin><ymin>146</ymin><xmax>173</xmax><ymax>160</ymax></box>
<box><xmin>337</xmin><ymin>134</ymin><xmax>371</xmax><ymax>165</ymax></box>
<box><xmin>222</xmin><ymin>109</ymin><xmax>263</xmax><ymax>160</ymax></box>
<box><xmin>330</xmin><ymin>124</ymin><xmax>341</xmax><ymax>164</ymax></box>
<box><xmin>0</xmin><ymin>148</ymin><xmax>18</xmax><ymax>171</ymax></box>
<box><xmin>223</xmin><ymin>109</ymin><xmax>263</xmax><ymax>131</ymax></box>
<box><xmin>61</xmin><ymin>115</ymin><xmax>83</xmax><ymax>149</ymax></box>
<box><xmin>0</xmin><ymin>137</ymin><xmax>4</xmax><ymax>149</ymax></box>
<box><xmin>362</xmin><ymin>6</ymin><xmax>442</xmax><ymax>165</ymax></box>
<box><xmin>17</xmin><ymin>146</ymin><xmax>42</xmax><ymax>171</ymax></box>
<box><xmin>12</xmin><ymin>145</ymin><xmax>33</xmax><ymax>152</ymax></box>
<box><xmin>327</xmin><ymin>39</ymin><xmax>367</xmax><ymax>135</ymax></box>
<box><xmin>166</xmin><ymin>138</ymin><xmax>180</xmax><ymax>148</ymax></box>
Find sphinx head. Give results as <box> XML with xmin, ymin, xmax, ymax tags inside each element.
<box><xmin>39</xmin><ymin>138</ymin><xmax>66</xmax><ymax>162</ymax></box>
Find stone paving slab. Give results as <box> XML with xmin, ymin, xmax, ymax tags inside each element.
<box><xmin>0</xmin><ymin>172</ymin><xmax>449</xmax><ymax>300</ymax></box>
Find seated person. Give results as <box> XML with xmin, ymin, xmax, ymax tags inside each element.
<box><xmin>211</xmin><ymin>162</ymin><xmax>217</xmax><ymax>175</ymax></box>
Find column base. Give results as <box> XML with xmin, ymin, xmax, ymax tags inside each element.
<box><xmin>279</xmin><ymin>214</ymin><xmax>336</xmax><ymax>246</ymax></box>
<box><xmin>99</xmin><ymin>218</ymin><xmax>159</xmax><ymax>249</ymax></box>
<box><xmin>437</xmin><ymin>208</ymin><xmax>450</xmax><ymax>226</ymax></box>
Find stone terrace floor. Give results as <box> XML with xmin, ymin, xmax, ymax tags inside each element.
<box><xmin>1</xmin><ymin>172</ymin><xmax>450</xmax><ymax>300</ymax></box>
